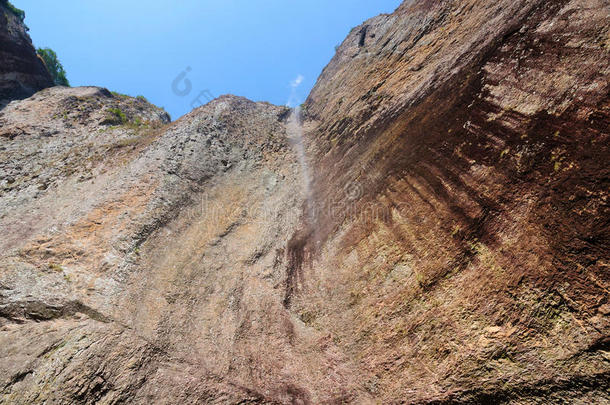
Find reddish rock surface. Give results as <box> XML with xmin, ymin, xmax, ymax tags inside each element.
<box><xmin>0</xmin><ymin>0</ymin><xmax>608</xmax><ymax>403</ymax></box>
<box><xmin>299</xmin><ymin>0</ymin><xmax>609</xmax><ymax>402</ymax></box>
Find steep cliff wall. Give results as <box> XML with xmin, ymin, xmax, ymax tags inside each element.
<box><xmin>0</xmin><ymin>1</ymin><xmax>53</xmax><ymax>106</ymax></box>
<box><xmin>0</xmin><ymin>0</ymin><xmax>608</xmax><ymax>404</ymax></box>
<box><xmin>298</xmin><ymin>0</ymin><xmax>609</xmax><ymax>402</ymax></box>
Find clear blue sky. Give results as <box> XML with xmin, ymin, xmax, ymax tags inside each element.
<box><xmin>15</xmin><ymin>0</ymin><xmax>402</xmax><ymax>120</ymax></box>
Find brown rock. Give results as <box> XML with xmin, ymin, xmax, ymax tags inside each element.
<box><xmin>0</xmin><ymin>0</ymin><xmax>609</xmax><ymax>403</ymax></box>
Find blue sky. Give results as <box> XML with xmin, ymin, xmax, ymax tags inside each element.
<box><xmin>15</xmin><ymin>0</ymin><xmax>402</xmax><ymax>120</ymax></box>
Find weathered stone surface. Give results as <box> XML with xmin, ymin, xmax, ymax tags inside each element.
<box><xmin>300</xmin><ymin>0</ymin><xmax>610</xmax><ymax>402</ymax></box>
<box><xmin>0</xmin><ymin>2</ymin><xmax>53</xmax><ymax>106</ymax></box>
<box><xmin>0</xmin><ymin>0</ymin><xmax>608</xmax><ymax>403</ymax></box>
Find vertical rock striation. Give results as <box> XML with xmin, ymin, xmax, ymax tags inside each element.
<box><xmin>299</xmin><ymin>0</ymin><xmax>609</xmax><ymax>402</ymax></box>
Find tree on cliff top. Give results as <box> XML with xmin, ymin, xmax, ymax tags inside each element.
<box><xmin>37</xmin><ymin>48</ymin><xmax>70</xmax><ymax>87</ymax></box>
<box><xmin>1</xmin><ymin>0</ymin><xmax>25</xmax><ymax>22</ymax></box>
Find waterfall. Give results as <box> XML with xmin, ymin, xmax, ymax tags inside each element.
<box><xmin>285</xmin><ymin>75</ymin><xmax>313</xmax><ymax>222</ymax></box>
<box><xmin>286</xmin><ymin>105</ymin><xmax>311</xmax><ymax>200</ymax></box>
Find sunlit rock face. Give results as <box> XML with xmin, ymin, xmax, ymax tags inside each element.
<box><xmin>0</xmin><ymin>2</ymin><xmax>52</xmax><ymax>106</ymax></box>
<box><xmin>1</xmin><ymin>0</ymin><xmax>609</xmax><ymax>403</ymax></box>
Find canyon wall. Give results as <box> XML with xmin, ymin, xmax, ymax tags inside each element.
<box><xmin>0</xmin><ymin>0</ymin><xmax>608</xmax><ymax>403</ymax></box>
<box><xmin>0</xmin><ymin>2</ymin><xmax>52</xmax><ymax>106</ymax></box>
<box><xmin>298</xmin><ymin>0</ymin><xmax>609</xmax><ymax>402</ymax></box>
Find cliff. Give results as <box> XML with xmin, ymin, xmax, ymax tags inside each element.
<box><xmin>299</xmin><ymin>0</ymin><xmax>609</xmax><ymax>402</ymax></box>
<box><xmin>0</xmin><ymin>0</ymin><xmax>608</xmax><ymax>404</ymax></box>
<box><xmin>0</xmin><ymin>1</ymin><xmax>53</xmax><ymax>107</ymax></box>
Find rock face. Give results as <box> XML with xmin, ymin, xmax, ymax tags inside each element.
<box><xmin>0</xmin><ymin>0</ymin><xmax>608</xmax><ymax>404</ymax></box>
<box><xmin>0</xmin><ymin>2</ymin><xmax>53</xmax><ymax>106</ymax></box>
<box><xmin>298</xmin><ymin>0</ymin><xmax>610</xmax><ymax>402</ymax></box>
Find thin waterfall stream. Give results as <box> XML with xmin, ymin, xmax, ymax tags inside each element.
<box><xmin>286</xmin><ymin>105</ymin><xmax>313</xmax><ymax>220</ymax></box>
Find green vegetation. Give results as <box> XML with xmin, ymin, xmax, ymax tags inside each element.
<box><xmin>36</xmin><ymin>48</ymin><xmax>70</xmax><ymax>86</ymax></box>
<box><xmin>111</xmin><ymin>93</ymin><xmax>149</xmax><ymax>104</ymax></box>
<box><xmin>102</xmin><ymin>107</ymin><xmax>152</xmax><ymax>130</ymax></box>
<box><xmin>1</xmin><ymin>0</ymin><xmax>25</xmax><ymax>22</ymax></box>
<box><xmin>107</xmin><ymin>107</ymin><xmax>128</xmax><ymax>125</ymax></box>
<box><xmin>111</xmin><ymin>91</ymin><xmax>128</xmax><ymax>98</ymax></box>
<box><xmin>415</xmin><ymin>271</ymin><xmax>426</xmax><ymax>287</ymax></box>
<box><xmin>49</xmin><ymin>263</ymin><xmax>63</xmax><ymax>272</ymax></box>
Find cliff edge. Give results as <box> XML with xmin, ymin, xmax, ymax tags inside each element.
<box><xmin>0</xmin><ymin>1</ymin><xmax>53</xmax><ymax>107</ymax></box>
